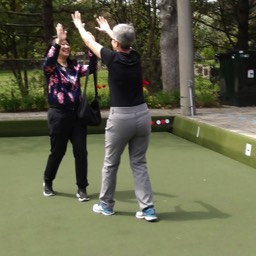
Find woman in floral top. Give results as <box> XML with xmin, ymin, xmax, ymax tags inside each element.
<box><xmin>42</xmin><ymin>23</ymin><xmax>94</xmax><ymax>202</ymax></box>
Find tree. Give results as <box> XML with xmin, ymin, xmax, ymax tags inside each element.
<box><xmin>159</xmin><ymin>0</ymin><xmax>179</xmax><ymax>92</ymax></box>
<box><xmin>42</xmin><ymin>0</ymin><xmax>54</xmax><ymax>45</ymax></box>
<box><xmin>96</xmin><ymin>0</ymin><xmax>162</xmax><ymax>89</ymax></box>
<box><xmin>0</xmin><ymin>0</ymin><xmax>43</xmax><ymax>97</ymax></box>
<box><xmin>192</xmin><ymin>0</ymin><xmax>256</xmax><ymax>54</ymax></box>
<box><xmin>0</xmin><ymin>0</ymin><xmax>98</xmax><ymax>98</ymax></box>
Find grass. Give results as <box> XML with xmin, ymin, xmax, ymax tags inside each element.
<box><xmin>0</xmin><ymin>69</ymin><xmax>108</xmax><ymax>94</ymax></box>
<box><xmin>1</xmin><ymin>133</ymin><xmax>256</xmax><ymax>256</ymax></box>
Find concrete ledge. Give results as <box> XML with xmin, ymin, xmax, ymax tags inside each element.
<box><xmin>1</xmin><ymin>112</ymin><xmax>255</xmax><ymax>169</ymax></box>
<box><xmin>0</xmin><ymin>116</ymin><xmax>173</xmax><ymax>137</ymax></box>
<box><xmin>172</xmin><ymin>116</ymin><xmax>256</xmax><ymax>169</ymax></box>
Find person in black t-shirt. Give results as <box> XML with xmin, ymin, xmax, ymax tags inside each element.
<box><xmin>72</xmin><ymin>11</ymin><xmax>158</xmax><ymax>222</ymax></box>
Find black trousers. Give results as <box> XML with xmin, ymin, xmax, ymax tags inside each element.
<box><xmin>43</xmin><ymin>108</ymin><xmax>88</xmax><ymax>189</ymax></box>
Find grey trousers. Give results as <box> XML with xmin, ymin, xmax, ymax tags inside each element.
<box><xmin>99</xmin><ymin>103</ymin><xmax>154</xmax><ymax>210</ymax></box>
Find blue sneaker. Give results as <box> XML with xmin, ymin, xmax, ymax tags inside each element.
<box><xmin>136</xmin><ymin>207</ymin><xmax>158</xmax><ymax>222</ymax></box>
<box><xmin>93</xmin><ymin>203</ymin><xmax>115</xmax><ymax>216</ymax></box>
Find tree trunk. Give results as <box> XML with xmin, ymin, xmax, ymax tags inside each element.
<box><xmin>42</xmin><ymin>0</ymin><xmax>54</xmax><ymax>96</ymax></box>
<box><xmin>159</xmin><ymin>0</ymin><xmax>179</xmax><ymax>92</ymax></box>
<box><xmin>42</xmin><ymin>0</ymin><xmax>54</xmax><ymax>44</ymax></box>
<box><xmin>237</xmin><ymin>0</ymin><xmax>249</xmax><ymax>50</ymax></box>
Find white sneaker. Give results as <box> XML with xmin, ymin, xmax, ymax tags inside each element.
<box><xmin>136</xmin><ymin>207</ymin><xmax>158</xmax><ymax>222</ymax></box>
<box><xmin>92</xmin><ymin>203</ymin><xmax>115</xmax><ymax>216</ymax></box>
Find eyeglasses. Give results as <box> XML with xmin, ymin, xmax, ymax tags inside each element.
<box><xmin>111</xmin><ymin>38</ymin><xmax>119</xmax><ymax>43</ymax></box>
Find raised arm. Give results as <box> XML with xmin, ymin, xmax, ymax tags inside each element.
<box><xmin>55</xmin><ymin>23</ymin><xmax>67</xmax><ymax>45</ymax></box>
<box><xmin>71</xmin><ymin>11</ymin><xmax>103</xmax><ymax>58</ymax></box>
<box><xmin>44</xmin><ymin>23</ymin><xmax>67</xmax><ymax>72</ymax></box>
<box><xmin>95</xmin><ymin>16</ymin><xmax>114</xmax><ymax>39</ymax></box>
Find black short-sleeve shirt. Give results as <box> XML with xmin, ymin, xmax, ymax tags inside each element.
<box><xmin>100</xmin><ymin>47</ymin><xmax>145</xmax><ymax>107</ymax></box>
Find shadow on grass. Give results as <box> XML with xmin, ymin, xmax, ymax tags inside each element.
<box><xmin>55</xmin><ymin>190</ymin><xmax>230</xmax><ymax>222</ymax></box>
<box><xmin>114</xmin><ymin>191</ymin><xmax>230</xmax><ymax>222</ymax></box>
<box><xmin>158</xmin><ymin>200</ymin><xmax>231</xmax><ymax>221</ymax></box>
<box><xmin>56</xmin><ymin>191</ymin><xmax>99</xmax><ymax>200</ymax></box>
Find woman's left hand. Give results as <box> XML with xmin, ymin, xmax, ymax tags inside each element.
<box><xmin>56</xmin><ymin>23</ymin><xmax>67</xmax><ymax>44</ymax></box>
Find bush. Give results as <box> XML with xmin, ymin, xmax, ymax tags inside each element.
<box><xmin>34</xmin><ymin>95</ymin><xmax>47</xmax><ymax>111</ymax></box>
<box><xmin>0</xmin><ymin>94</ymin><xmax>47</xmax><ymax>112</ymax></box>
<box><xmin>0</xmin><ymin>94</ymin><xmax>22</xmax><ymax>112</ymax></box>
<box><xmin>21</xmin><ymin>96</ymin><xmax>34</xmax><ymax>111</ymax></box>
<box><xmin>145</xmin><ymin>90</ymin><xmax>180</xmax><ymax>109</ymax></box>
<box><xmin>0</xmin><ymin>69</ymin><xmax>221</xmax><ymax>112</ymax></box>
<box><xmin>195</xmin><ymin>76</ymin><xmax>220</xmax><ymax>107</ymax></box>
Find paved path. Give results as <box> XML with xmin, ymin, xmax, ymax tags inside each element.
<box><xmin>0</xmin><ymin>106</ymin><xmax>255</xmax><ymax>138</ymax></box>
<box><xmin>186</xmin><ymin>106</ymin><xmax>256</xmax><ymax>139</ymax></box>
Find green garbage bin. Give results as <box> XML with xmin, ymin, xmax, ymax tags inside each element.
<box><xmin>216</xmin><ymin>50</ymin><xmax>256</xmax><ymax>106</ymax></box>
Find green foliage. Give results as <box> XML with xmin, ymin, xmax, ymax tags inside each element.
<box><xmin>144</xmin><ymin>89</ymin><xmax>180</xmax><ymax>109</ymax></box>
<box><xmin>0</xmin><ymin>69</ymin><xmax>222</xmax><ymax>112</ymax></box>
<box><xmin>33</xmin><ymin>96</ymin><xmax>47</xmax><ymax>111</ymax></box>
<box><xmin>0</xmin><ymin>94</ymin><xmax>22</xmax><ymax>112</ymax></box>
<box><xmin>200</xmin><ymin>47</ymin><xmax>215</xmax><ymax>60</ymax></box>
<box><xmin>195</xmin><ymin>76</ymin><xmax>220</xmax><ymax>107</ymax></box>
<box><xmin>192</xmin><ymin>0</ymin><xmax>256</xmax><ymax>52</ymax></box>
<box><xmin>0</xmin><ymin>94</ymin><xmax>47</xmax><ymax>112</ymax></box>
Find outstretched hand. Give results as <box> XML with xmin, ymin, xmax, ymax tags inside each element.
<box><xmin>71</xmin><ymin>11</ymin><xmax>84</xmax><ymax>29</ymax></box>
<box><xmin>56</xmin><ymin>23</ymin><xmax>67</xmax><ymax>42</ymax></box>
<box><xmin>95</xmin><ymin>16</ymin><xmax>111</xmax><ymax>33</ymax></box>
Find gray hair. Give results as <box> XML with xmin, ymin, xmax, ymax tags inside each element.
<box><xmin>112</xmin><ymin>24</ymin><xmax>135</xmax><ymax>50</ymax></box>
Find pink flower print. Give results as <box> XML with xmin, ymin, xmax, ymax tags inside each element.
<box><xmin>81</xmin><ymin>65</ymin><xmax>88</xmax><ymax>74</ymax></box>
<box><xmin>48</xmin><ymin>76</ymin><xmax>56</xmax><ymax>87</ymax></box>
<box><xmin>57</xmin><ymin>92</ymin><xmax>64</xmax><ymax>104</ymax></box>
<box><xmin>48</xmin><ymin>47</ymin><xmax>55</xmax><ymax>57</ymax></box>
<box><xmin>68</xmin><ymin>92</ymin><xmax>74</xmax><ymax>102</ymax></box>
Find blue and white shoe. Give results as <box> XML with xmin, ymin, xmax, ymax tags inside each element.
<box><xmin>93</xmin><ymin>203</ymin><xmax>115</xmax><ymax>216</ymax></box>
<box><xmin>136</xmin><ymin>207</ymin><xmax>158</xmax><ymax>222</ymax></box>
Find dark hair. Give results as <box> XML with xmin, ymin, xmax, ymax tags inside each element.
<box><xmin>44</xmin><ymin>36</ymin><xmax>76</xmax><ymax>66</ymax></box>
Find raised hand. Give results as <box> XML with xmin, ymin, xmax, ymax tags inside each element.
<box><xmin>56</xmin><ymin>23</ymin><xmax>67</xmax><ymax>42</ymax></box>
<box><xmin>71</xmin><ymin>11</ymin><xmax>84</xmax><ymax>29</ymax></box>
<box><xmin>95</xmin><ymin>16</ymin><xmax>111</xmax><ymax>33</ymax></box>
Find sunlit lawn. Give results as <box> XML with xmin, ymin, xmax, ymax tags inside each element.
<box><xmin>0</xmin><ymin>69</ymin><xmax>109</xmax><ymax>95</ymax></box>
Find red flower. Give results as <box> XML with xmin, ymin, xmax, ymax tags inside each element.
<box><xmin>142</xmin><ymin>80</ymin><xmax>150</xmax><ymax>87</ymax></box>
<box><xmin>96</xmin><ymin>84</ymin><xmax>107</xmax><ymax>89</ymax></box>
